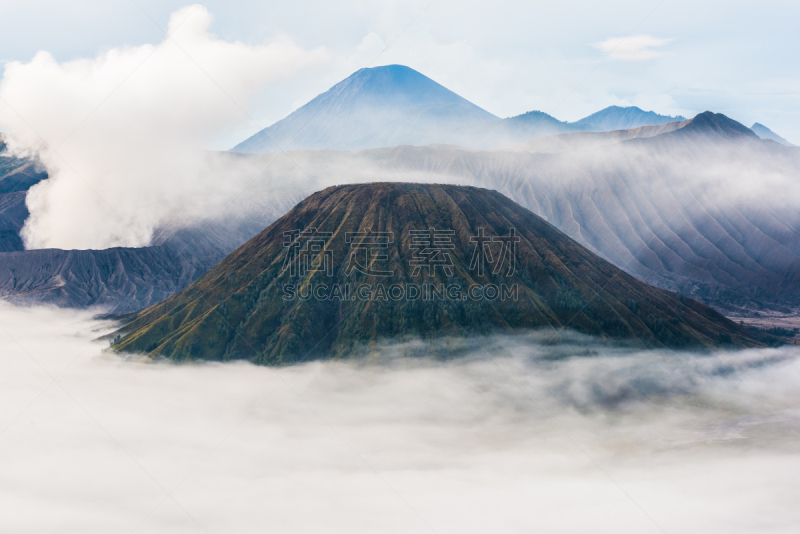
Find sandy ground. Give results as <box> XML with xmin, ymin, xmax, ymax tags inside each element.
<box><xmin>726</xmin><ymin>311</ymin><xmax>800</xmax><ymax>343</ymax></box>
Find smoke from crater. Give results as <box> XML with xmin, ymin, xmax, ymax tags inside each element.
<box><xmin>0</xmin><ymin>5</ymin><xmax>328</xmax><ymax>250</ymax></box>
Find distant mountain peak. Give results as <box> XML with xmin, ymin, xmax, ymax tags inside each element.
<box><xmin>507</xmin><ymin>110</ymin><xmax>563</xmax><ymax>121</ymax></box>
<box><xmin>572</xmin><ymin>105</ymin><xmax>685</xmax><ymax>132</ymax></box>
<box><xmin>751</xmin><ymin>122</ymin><xmax>794</xmax><ymax>146</ymax></box>
<box><xmin>316</xmin><ymin>64</ymin><xmax>474</xmax><ymax>107</ymax></box>
<box><xmin>679</xmin><ymin>111</ymin><xmax>759</xmax><ymax>140</ymax></box>
<box><xmin>232</xmin><ymin>65</ymin><xmax>497</xmax><ymax>153</ymax></box>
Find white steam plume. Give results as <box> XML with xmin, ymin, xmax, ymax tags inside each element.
<box><xmin>0</xmin><ymin>5</ymin><xmax>328</xmax><ymax>250</ymax></box>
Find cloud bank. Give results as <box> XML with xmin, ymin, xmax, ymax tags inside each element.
<box><xmin>594</xmin><ymin>35</ymin><xmax>672</xmax><ymax>61</ymax></box>
<box><xmin>1</xmin><ymin>302</ymin><xmax>799</xmax><ymax>533</ymax></box>
<box><xmin>0</xmin><ymin>5</ymin><xmax>328</xmax><ymax>250</ymax></box>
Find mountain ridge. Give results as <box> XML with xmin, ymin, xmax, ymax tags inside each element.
<box><xmin>0</xmin><ymin>222</ymin><xmax>262</xmax><ymax>312</ymax></box>
<box><xmin>572</xmin><ymin>105</ymin><xmax>685</xmax><ymax>131</ymax></box>
<box><xmin>752</xmin><ymin>122</ymin><xmax>795</xmax><ymax>146</ymax></box>
<box><xmin>670</xmin><ymin>111</ymin><xmax>759</xmax><ymax>141</ymax></box>
<box><xmin>367</xmin><ymin>113</ymin><xmax>800</xmax><ymax>313</ymax></box>
<box><xmin>232</xmin><ymin>65</ymin><xmax>687</xmax><ymax>152</ymax></box>
<box><xmin>113</xmin><ymin>183</ymin><xmax>770</xmax><ymax>363</ymax></box>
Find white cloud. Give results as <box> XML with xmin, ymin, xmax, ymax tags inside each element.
<box><xmin>1</xmin><ymin>302</ymin><xmax>800</xmax><ymax>532</ymax></box>
<box><xmin>0</xmin><ymin>5</ymin><xmax>330</xmax><ymax>250</ymax></box>
<box><xmin>593</xmin><ymin>35</ymin><xmax>672</xmax><ymax>61</ymax></box>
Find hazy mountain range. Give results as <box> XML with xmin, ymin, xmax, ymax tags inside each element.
<box><xmin>751</xmin><ymin>122</ymin><xmax>795</xmax><ymax>146</ymax></box>
<box><xmin>233</xmin><ymin>65</ymin><xmax>686</xmax><ymax>153</ymax></box>
<box><xmin>225</xmin><ymin>112</ymin><xmax>800</xmax><ymax>315</ymax></box>
<box><xmin>374</xmin><ymin>113</ymin><xmax>800</xmax><ymax>313</ymax></box>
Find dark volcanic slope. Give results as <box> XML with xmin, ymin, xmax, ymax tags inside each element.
<box><xmin>0</xmin><ymin>225</ymin><xmax>254</xmax><ymax>312</ymax></box>
<box><xmin>0</xmin><ymin>148</ymin><xmax>48</xmax><ymax>252</ymax></box>
<box><xmin>0</xmin><ymin>192</ymin><xmax>28</xmax><ymax>252</ymax></box>
<box><xmin>115</xmin><ymin>183</ymin><xmax>765</xmax><ymax>363</ymax></box>
<box><xmin>0</xmin><ymin>152</ymin><xmax>47</xmax><ymax>194</ymax></box>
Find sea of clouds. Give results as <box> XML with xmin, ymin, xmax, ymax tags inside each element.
<box><xmin>1</xmin><ymin>301</ymin><xmax>799</xmax><ymax>533</ymax></box>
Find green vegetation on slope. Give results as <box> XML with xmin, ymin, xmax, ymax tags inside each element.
<box><xmin>114</xmin><ymin>183</ymin><xmax>772</xmax><ymax>363</ymax></box>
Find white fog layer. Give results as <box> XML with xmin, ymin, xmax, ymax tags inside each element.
<box><xmin>1</xmin><ymin>302</ymin><xmax>799</xmax><ymax>533</ymax></box>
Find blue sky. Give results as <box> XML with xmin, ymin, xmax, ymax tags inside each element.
<box><xmin>1</xmin><ymin>0</ymin><xmax>798</xmax><ymax>145</ymax></box>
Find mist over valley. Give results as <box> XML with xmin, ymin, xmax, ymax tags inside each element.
<box><xmin>2</xmin><ymin>302</ymin><xmax>800</xmax><ymax>532</ymax></box>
